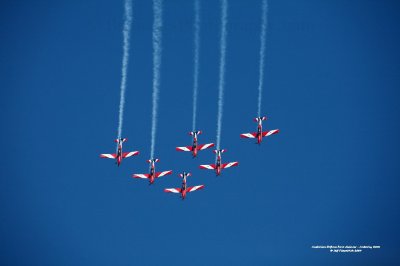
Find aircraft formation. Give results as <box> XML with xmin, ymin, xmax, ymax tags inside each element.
<box><xmin>100</xmin><ymin>116</ymin><xmax>279</xmax><ymax>200</ymax></box>
<box><xmin>100</xmin><ymin>0</ymin><xmax>278</xmax><ymax>200</ymax></box>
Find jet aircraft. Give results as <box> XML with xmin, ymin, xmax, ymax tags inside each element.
<box><xmin>176</xmin><ymin>131</ymin><xmax>214</xmax><ymax>158</ymax></box>
<box><xmin>240</xmin><ymin>116</ymin><xmax>279</xmax><ymax>144</ymax></box>
<box><xmin>199</xmin><ymin>149</ymin><xmax>238</xmax><ymax>176</ymax></box>
<box><xmin>132</xmin><ymin>159</ymin><xmax>172</xmax><ymax>185</ymax></box>
<box><xmin>164</xmin><ymin>172</ymin><xmax>204</xmax><ymax>200</ymax></box>
<box><xmin>100</xmin><ymin>138</ymin><xmax>139</xmax><ymax>166</ymax></box>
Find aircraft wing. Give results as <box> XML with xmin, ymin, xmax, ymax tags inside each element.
<box><xmin>199</xmin><ymin>164</ymin><xmax>216</xmax><ymax>170</ymax></box>
<box><xmin>132</xmin><ymin>174</ymin><xmax>150</xmax><ymax>179</ymax></box>
<box><xmin>187</xmin><ymin>185</ymin><xmax>205</xmax><ymax>193</ymax></box>
<box><xmin>164</xmin><ymin>188</ymin><xmax>181</xmax><ymax>193</ymax></box>
<box><xmin>221</xmin><ymin>162</ymin><xmax>239</xmax><ymax>169</ymax></box>
<box><xmin>240</xmin><ymin>133</ymin><xmax>257</xmax><ymax>138</ymax></box>
<box><xmin>155</xmin><ymin>170</ymin><xmax>172</xmax><ymax>178</ymax></box>
<box><xmin>100</xmin><ymin>153</ymin><xmax>117</xmax><ymax>159</ymax></box>
<box><xmin>262</xmin><ymin>129</ymin><xmax>280</xmax><ymax>137</ymax></box>
<box><xmin>176</xmin><ymin>146</ymin><xmax>193</xmax><ymax>152</ymax></box>
<box><xmin>198</xmin><ymin>143</ymin><xmax>215</xmax><ymax>150</ymax></box>
<box><xmin>122</xmin><ymin>151</ymin><xmax>139</xmax><ymax>158</ymax></box>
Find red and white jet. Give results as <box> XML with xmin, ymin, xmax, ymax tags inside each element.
<box><xmin>199</xmin><ymin>149</ymin><xmax>238</xmax><ymax>176</ymax></box>
<box><xmin>132</xmin><ymin>158</ymin><xmax>172</xmax><ymax>185</ymax></box>
<box><xmin>240</xmin><ymin>116</ymin><xmax>279</xmax><ymax>145</ymax></box>
<box><xmin>176</xmin><ymin>131</ymin><xmax>214</xmax><ymax>158</ymax></box>
<box><xmin>164</xmin><ymin>172</ymin><xmax>204</xmax><ymax>200</ymax></box>
<box><xmin>100</xmin><ymin>138</ymin><xmax>139</xmax><ymax>166</ymax></box>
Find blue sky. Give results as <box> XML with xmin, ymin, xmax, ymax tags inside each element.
<box><xmin>1</xmin><ymin>0</ymin><xmax>399</xmax><ymax>265</ymax></box>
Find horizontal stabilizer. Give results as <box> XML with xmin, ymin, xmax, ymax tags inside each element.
<box><xmin>189</xmin><ymin>131</ymin><xmax>202</xmax><ymax>136</ymax></box>
<box><xmin>254</xmin><ymin>116</ymin><xmax>267</xmax><ymax>122</ymax></box>
<box><xmin>179</xmin><ymin>173</ymin><xmax>192</xmax><ymax>178</ymax></box>
<box><xmin>115</xmin><ymin>138</ymin><xmax>128</xmax><ymax>143</ymax></box>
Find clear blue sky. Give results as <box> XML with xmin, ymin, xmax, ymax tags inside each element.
<box><xmin>1</xmin><ymin>0</ymin><xmax>399</xmax><ymax>265</ymax></box>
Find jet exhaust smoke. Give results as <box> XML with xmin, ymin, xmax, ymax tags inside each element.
<box><xmin>117</xmin><ymin>0</ymin><xmax>133</xmax><ymax>139</ymax></box>
<box><xmin>192</xmin><ymin>0</ymin><xmax>200</xmax><ymax>132</ymax></box>
<box><xmin>216</xmin><ymin>0</ymin><xmax>228</xmax><ymax>150</ymax></box>
<box><xmin>257</xmin><ymin>0</ymin><xmax>268</xmax><ymax>117</ymax></box>
<box><xmin>150</xmin><ymin>0</ymin><xmax>163</xmax><ymax>159</ymax></box>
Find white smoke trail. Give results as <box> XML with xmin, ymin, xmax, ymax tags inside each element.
<box><xmin>150</xmin><ymin>0</ymin><xmax>163</xmax><ymax>159</ymax></box>
<box><xmin>117</xmin><ymin>0</ymin><xmax>133</xmax><ymax>139</ymax></box>
<box><xmin>192</xmin><ymin>0</ymin><xmax>200</xmax><ymax>132</ymax></box>
<box><xmin>257</xmin><ymin>0</ymin><xmax>268</xmax><ymax>117</ymax></box>
<box><xmin>216</xmin><ymin>0</ymin><xmax>228</xmax><ymax>150</ymax></box>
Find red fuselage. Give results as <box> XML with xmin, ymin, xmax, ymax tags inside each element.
<box><xmin>257</xmin><ymin>123</ymin><xmax>262</xmax><ymax>144</ymax></box>
<box><xmin>116</xmin><ymin>145</ymin><xmax>122</xmax><ymax>166</ymax></box>
<box><xmin>215</xmin><ymin>153</ymin><xmax>222</xmax><ymax>176</ymax></box>
<box><xmin>149</xmin><ymin>162</ymin><xmax>156</xmax><ymax>184</ymax></box>
<box><xmin>192</xmin><ymin>136</ymin><xmax>198</xmax><ymax>157</ymax></box>
<box><xmin>181</xmin><ymin>177</ymin><xmax>187</xmax><ymax>199</ymax></box>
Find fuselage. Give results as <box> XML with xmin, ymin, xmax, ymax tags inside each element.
<box><xmin>254</xmin><ymin>117</ymin><xmax>267</xmax><ymax>145</ymax></box>
<box><xmin>192</xmin><ymin>133</ymin><xmax>198</xmax><ymax>157</ymax></box>
<box><xmin>149</xmin><ymin>160</ymin><xmax>156</xmax><ymax>184</ymax></box>
<box><xmin>116</xmin><ymin>144</ymin><xmax>122</xmax><ymax>166</ymax></box>
<box><xmin>257</xmin><ymin>122</ymin><xmax>263</xmax><ymax>144</ymax></box>
<box><xmin>215</xmin><ymin>151</ymin><xmax>222</xmax><ymax>176</ymax></box>
<box><xmin>115</xmin><ymin>138</ymin><xmax>126</xmax><ymax>166</ymax></box>
<box><xmin>181</xmin><ymin>174</ymin><xmax>188</xmax><ymax>199</ymax></box>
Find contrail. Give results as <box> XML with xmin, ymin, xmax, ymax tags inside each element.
<box><xmin>192</xmin><ymin>0</ymin><xmax>200</xmax><ymax>132</ymax></box>
<box><xmin>257</xmin><ymin>0</ymin><xmax>268</xmax><ymax>117</ymax></box>
<box><xmin>216</xmin><ymin>0</ymin><xmax>228</xmax><ymax>150</ymax></box>
<box><xmin>150</xmin><ymin>0</ymin><xmax>163</xmax><ymax>159</ymax></box>
<box><xmin>117</xmin><ymin>0</ymin><xmax>133</xmax><ymax>139</ymax></box>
